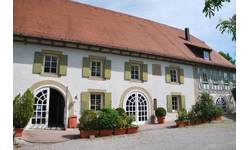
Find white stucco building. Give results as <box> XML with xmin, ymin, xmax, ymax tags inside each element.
<box><xmin>13</xmin><ymin>0</ymin><xmax>236</xmax><ymax>129</ymax></box>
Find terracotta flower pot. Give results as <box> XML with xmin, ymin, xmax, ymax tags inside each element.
<box><xmin>176</xmin><ymin>121</ymin><xmax>187</xmax><ymax>127</ymax></box>
<box><xmin>99</xmin><ymin>129</ymin><xmax>113</xmax><ymax>136</ymax></box>
<box><xmin>188</xmin><ymin>121</ymin><xmax>195</xmax><ymax>126</ymax></box>
<box><xmin>210</xmin><ymin>117</ymin><xmax>215</xmax><ymax>121</ymax></box>
<box><xmin>15</xmin><ymin>128</ymin><xmax>25</xmax><ymax>137</ymax></box>
<box><xmin>202</xmin><ymin>118</ymin><xmax>209</xmax><ymax>123</ymax></box>
<box><xmin>127</xmin><ymin>127</ymin><xmax>139</xmax><ymax>134</ymax></box>
<box><xmin>157</xmin><ymin>116</ymin><xmax>165</xmax><ymax>124</ymax></box>
<box><xmin>196</xmin><ymin>119</ymin><xmax>202</xmax><ymax>124</ymax></box>
<box><xmin>80</xmin><ymin>130</ymin><xmax>99</xmax><ymax>138</ymax></box>
<box><xmin>214</xmin><ymin>115</ymin><xmax>222</xmax><ymax>120</ymax></box>
<box><xmin>113</xmin><ymin>128</ymin><xmax>127</xmax><ymax>135</ymax></box>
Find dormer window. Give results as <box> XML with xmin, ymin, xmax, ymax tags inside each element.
<box><xmin>204</xmin><ymin>51</ymin><xmax>210</xmax><ymax>60</ymax></box>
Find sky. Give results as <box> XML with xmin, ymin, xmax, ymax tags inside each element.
<box><xmin>73</xmin><ymin>0</ymin><xmax>236</xmax><ymax>60</ymax></box>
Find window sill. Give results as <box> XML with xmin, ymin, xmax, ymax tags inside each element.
<box><xmin>202</xmin><ymin>82</ymin><xmax>208</xmax><ymax>84</ymax></box>
<box><xmin>40</xmin><ymin>73</ymin><xmax>61</xmax><ymax>78</ymax></box>
<box><xmin>89</xmin><ymin>77</ymin><xmax>106</xmax><ymax>81</ymax></box>
<box><xmin>170</xmin><ymin>82</ymin><xmax>180</xmax><ymax>85</ymax></box>
<box><xmin>130</xmin><ymin>79</ymin><xmax>143</xmax><ymax>83</ymax></box>
<box><xmin>213</xmin><ymin>82</ymin><xmax>219</xmax><ymax>85</ymax></box>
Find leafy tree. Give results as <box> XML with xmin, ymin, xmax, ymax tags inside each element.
<box><xmin>218</xmin><ymin>51</ymin><xmax>236</xmax><ymax>65</ymax></box>
<box><xmin>203</xmin><ymin>0</ymin><xmax>236</xmax><ymax>41</ymax></box>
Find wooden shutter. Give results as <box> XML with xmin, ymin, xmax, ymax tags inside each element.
<box><xmin>124</xmin><ymin>62</ymin><xmax>131</xmax><ymax>80</ymax></box>
<box><xmin>104</xmin><ymin>93</ymin><xmax>112</xmax><ymax>107</ymax></box>
<box><xmin>142</xmin><ymin>64</ymin><xmax>148</xmax><ymax>81</ymax></box>
<box><xmin>180</xmin><ymin>69</ymin><xmax>184</xmax><ymax>84</ymax></box>
<box><xmin>167</xmin><ymin>95</ymin><xmax>172</xmax><ymax>112</ymax></box>
<box><xmin>59</xmin><ymin>55</ymin><xmax>68</xmax><ymax>76</ymax></box>
<box><xmin>81</xmin><ymin>92</ymin><xmax>89</xmax><ymax>112</ymax></box>
<box><xmin>82</xmin><ymin>57</ymin><xmax>90</xmax><ymax>77</ymax></box>
<box><xmin>181</xmin><ymin>95</ymin><xmax>186</xmax><ymax>110</ymax></box>
<box><xmin>33</xmin><ymin>52</ymin><xmax>43</xmax><ymax>74</ymax></box>
<box><xmin>104</xmin><ymin>60</ymin><xmax>111</xmax><ymax>79</ymax></box>
<box><xmin>165</xmin><ymin>67</ymin><xmax>171</xmax><ymax>83</ymax></box>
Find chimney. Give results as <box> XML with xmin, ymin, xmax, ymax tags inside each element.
<box><xmin>185</xmin><ymin>28</ymin><xmax>190</xmax><ymax>42</ymax></box>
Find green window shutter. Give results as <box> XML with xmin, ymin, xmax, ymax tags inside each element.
<box><xmin>124</xmin><ymin>62</ymin><xmax>131</xmax><ymax>80</ymax></box>
<box><xmin>81</xmin><ymin>92</ymin><xmax>90</xmax><ymax>112</ymax></box>
<box><xmin>180</xmin><ymin>69</ymin><xmax>184</xmax><ymax>84</ymax></box>
<box><xmin>104</xmin><ymin>93</ymin><xmax>112</xmax><ymax>107</ymax></box>
<box><xmin>33</xmin><ymin>52</ymin><xmax>43</xmax><ymax>74</ymax></box>
<box><xmin>165</xmin><ymin>67</ymin><xmax>171</xmax><ymax>83</ymax></box>
<box><xmin>142</xmin><ymin>64</ymin><xmax>148</xmax><ymax>81</ymax></box>
<box><xmin>181</xmin><ymin>95</ymin><xmax>186</xmax><ymax>110</ymax></box>
<box><xmin>104</xmin><ymin>60</ymin><xmax>111</xmax><ymax>79</ymax></box>
<box><xmin>167</xmin><ymin>95</ymin><xmax>172</xmax><ymax>112</ymax></box>
<box><xmin>82</xmin><ymin>57</ymin><xmax>90</xmax><ymax>77</ymax></box>
<box><xmin>59</xmin><ymin>55</ymin><xmax>68</xmax><ymax>76</ymax></box>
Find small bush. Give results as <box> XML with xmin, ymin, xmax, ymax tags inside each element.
<box><xmin>187</xmin><ymin>110</ymin><xmax>196</xmax><ymax>121</ymax></box>
<box><xmin>155</xmin><ymin>107</ymin><xmax>166</xmax><ymax>117</ymax></box>
<box><xmin>13</xmin><ymin>89</ymin><xmax>35</xmax><ymax>128</ymax></box>
<box><xmin>175</xmin><ymin>108</ymin><xmax>188</xmax><ymax>123</ymax></box>
<box><xmin>97</xmin><ymin>107</ymin><xmax>121</xmax><ymax>129</ymax></box>
<box><xmin>115</xmin><ymin>108</ymin><xmax>127</xmax><ymax>119</ymax></box>
<box><xmin>126</xmin><ymin>114</ymin><xmax>135</xmax><ymax>127</ymax></box>
<box><xmin>78</xmin><ymin>109</ymin><xmax>98</xmax><ymax>131</ymax></box>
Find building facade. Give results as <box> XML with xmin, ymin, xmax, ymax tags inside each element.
<box><xmin>13</xmin><ymin>0</ymin><xmax>236</xmax><ymax>129</ymax></box>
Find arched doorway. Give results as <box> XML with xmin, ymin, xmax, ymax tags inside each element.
<box><xmin>215</xmin><ymin>95</ymin><xmax>227</xmax><ymax>114</ymax></box>
<box><xmin>48</xmin><ymin>88</ymin><xmax>65</xmax><ymax>128</ymax></box>
<box><xmin>28</xmin><ymin>87</ymin><xmax>66</xmax><ymax>129</ymax></box>
<box><xmin>123</xmin><ymin>90</ymin><xmax>150</xmax><ymax>124</ymax></box>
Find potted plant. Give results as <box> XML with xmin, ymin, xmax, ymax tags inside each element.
<box><xmin>155</xmin><ymin>107</ymin><xmax>166</xmax><ymax>124</ymax></box>
<box><xmin>78</xmin><ymin>109</ymin><xmax>99</xmax><ymax>138</ymax></box>
<box><xmin>214</xmin><ymin>106</ymin><xmax>224</xmax><ymax>120</ymax></box>
<box><xmin>199</xmin><ymin>92</ymin><xmax>215</xmax><ymax>123</ymax></box>
<box><xmin>97</xmin><ymin>107</ymin><xmax>121</xmax><ymax>136</ymax></box>
<box><xmin>191</xmin><ymin>101</ymin><xmax>202</xmax><ymax>124</ymax></box>
<box><xmin>187</xmin><ymin>110</ymin><xmax>196</xmax><ymax>125</ymax></box>
<box><xmin>175</xmin><ymin>108</ymin><xmax>189</xmax><ymax>127</ymax></box>
<box><xmin>13</xmin><ymin>89</ymin><xmax>35</xmax><ymax>137</ymax></box>
<box><xmin>126</xmin><ymin>114</ymin><xmax>139</xmax><ymax>134</ymax></box>
<box><xmin>114</xmin><ymin>108</ymin><xmax>128</xmax><ymax>135</ymax></box>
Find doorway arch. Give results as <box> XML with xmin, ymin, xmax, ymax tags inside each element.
<box><xmin>123</xmin><ymin>90</ymin><xmax>150</xmax><ymax>124</ymax></box>
<box><xmin>28</xmin><ymin>80</ymin><xmax>73</xmax><ymax>129</ymax></box>
<box><xmin>215</xmin><ymin>95</ymin><xmax>228</xmax><ymax>114</ymax></box>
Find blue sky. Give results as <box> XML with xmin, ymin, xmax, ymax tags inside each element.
<box><xmin>73</xmin><ymin>0</ymin><xmax>236</xmax><ymax>60</ymax></box>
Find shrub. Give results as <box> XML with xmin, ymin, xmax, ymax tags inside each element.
<box><xmin>175</xmin><ymin>108</ymin><xmax>188</xmax><ymax>123</ymax></box>
<box><xmin>13</xmin><ymin>89</ymin><xmax>35</xmax><ymax>128</ymax></box>
<box><xmin>78</xmin><ymin>109</ymin><xmax>98</xmax><ymax>131</ymax></box>
<box><xmin>187</xmin><ymin>110</ymin><xmax>196</xmax><ymax>121</ymax></box>
<box><xmin>115</xmin><ymin>108</ymin><xmax>127</xmax><ymax>119</ymax></box>
<box><xmin>197</xmin><ymin>92</ymin><xmax>215</xmax><ymax>119</ymax></box>
<box><xmin>97</xmin><ymin>107</ymin><xmax>121</xmax><ymax>129</ymax></box>
<box><xmin>155</xmin><ymin>107</ymin><xmax>166</xmax><ymax>117</ymax></box>
<box><xmin>217</xmin><ymin>106</ymin><xmax>224</xmax><ymax>116</ymax></box>
<box><xmin>126</xmin><ymin>114</ymin><xmax>135</xmax><ymax>127</ymax></box>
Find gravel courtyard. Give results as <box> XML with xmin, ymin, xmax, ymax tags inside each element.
<box><xmin>15</xmin><ymin>117</ymin><xmax>236</xmax><ymax>150</ymax></box>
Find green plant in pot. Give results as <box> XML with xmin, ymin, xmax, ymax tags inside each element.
<box><xmin>97</xmin><ymin>107</ymin><xmax>121</xmax><ymax>136</ymax></box>
<box><xmin>114</xmin><ymin>108</ymin><xmax>128</xmax><ymax>135</ymax></box>
<box><xmin>187</xmin><ymin>110</ymin><xmax>196</xmax><ymax>125</ymax></box>
<box><xmin>214</xmin><ymin>106</ymin><xmax>224</xmax><ymax>120</ymax></box>
<box><xmin>13</xmin><ymin>89</ymin><xmax>35</xmax><ymax>137</ymax></box>
<box><xmin>198</xmin><ymin>92</ymin><xmax>215</xmax><ymax>123</ymax></box>
<box><xmin>175</xmin><ymin>108</ymin><xmax>189</xmax><ymax>127</ymax></box>
<box><xmin>155</xmin><ymin>107</ymin><xmax>166</xmax><ymax>124</ymax></box>
<box><xmin>125</xmin><ymin>114</ymin><xmax>139</xmax><ymax>134</ymax></box>
<box><xmin>78</xmin><ymin>109</ymin><xmax>99</xmax><ymax>138</ymax></box>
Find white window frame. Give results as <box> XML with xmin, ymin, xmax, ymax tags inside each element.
<box><xmin>43</xmin><ymin>55</ymin><xmax>58</xmax><ymax>75</ymax></box>
<box><xmin>204</xmin><ymin>51</ymin><xmax>210</xmax><ymax>60</ymax></box>
<box><xmin>213</xmin><ymin>71</ymin><xmax>218</xmax><ymax>84</ymax></box>
<box><xmin>172</xmin><ymin>96</ymin><xmax>179</xmax><ymax>111</ymax></box>
<box><xmin>91</xmin><ymin>60</ymin><xmax>102</xmax><ymax>78</ymax></box>
<box><xmin>233</xmin><ymin>73</ymin><xmax>236</xmax><ymax>85</ymax></box>
<box><xmin>202</xmin><ymin>70</ymin><xmax>208</xmax><ymax>83</ymax></box>
<box><xmin>170</xmin><ymin>69</ymin><xmax>178</xmax><ymax>83</ymax></box>
<box><xmin>224</xmin><ymin>72</ymin><xmax>228</xmax><ymax>84</ymax></box>
<box><xmin>131</xmin><ymin>64</ymin><xmax>140</xmax><ymax>80</ymax></box>
<box><xmin>90</xmin><ymin>94</ymin><xmax>103</xmax><ymax>111</ymax></box>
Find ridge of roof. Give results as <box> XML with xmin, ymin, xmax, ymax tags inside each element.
<box><xmin>13</xmin><ymin>0</ymin><xmax>236</xmax><ymax>69</ymax></box>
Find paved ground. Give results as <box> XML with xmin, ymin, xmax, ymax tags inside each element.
<box><xmin>13</xmin><ymin>114</ymin><xmax>236</xmax><ymax>149</ymax></box>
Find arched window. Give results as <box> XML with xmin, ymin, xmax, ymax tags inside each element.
<box><xmin>215</xmin><ymin>96</ymin><xmax>227</xmax><ymax>114</ymax></box>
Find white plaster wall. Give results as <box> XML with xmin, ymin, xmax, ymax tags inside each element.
<box><xmin>13</xmin><ymin>42</ymin><xmax>196</xmax><ymax>123</ymax></box>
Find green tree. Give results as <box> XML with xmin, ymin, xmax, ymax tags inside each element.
<box><xmin>218</xmin><ymin>51</ymin><xmax>236</xmax><ymax>65</ymax></box>
<box><xmin>203</xmin><ymin>0</ymin><xmax>236</xmax><ymax>41</ymax></box>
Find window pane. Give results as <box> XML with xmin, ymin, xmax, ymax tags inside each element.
<box><xmin>51</xmin><ymin>68</ymin><xmax>57</xmax><ymax>73</ymax></box>
<box><xmin>52</xmin><ymin>57</ymin><xmax>57</xmax><ymax>61</ymax></box>
<box><xmin>91</xmin><ymin>100</ymin><xmax>95</xmax><ymax>105</ymax></box>
<box><xmin>45</xmin><ymin>62</ymin><xmax>50</xmax><ymax>67</ymax></box>
<box><xmin>92</xmin><ymin>61</ymin><xmax>96</xmax><ymax>66</ymax></box>
<box><xmin>45</xmin><ymin>56</ymin><xmax>51</xmax><ymax>61</ymax></box>
<box><xmin>96</xmin><ymin>94</ymin><xmax>101</xmax><ymax>99</ymax></box>
<box><xmin>91</xmin><ymin>94</ymin><xmax>95</xmax><ymax>99</ymax></box>
<box><xmin>44</xmin><ymin>67</ymin><xmax>50</xmax><ymax>72</ymax></box>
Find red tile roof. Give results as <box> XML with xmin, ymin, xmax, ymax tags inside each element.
<box><xmin>13</xmin><ymin>0</ymin><xmax>235</xmax><ymax>69</ymax></box>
